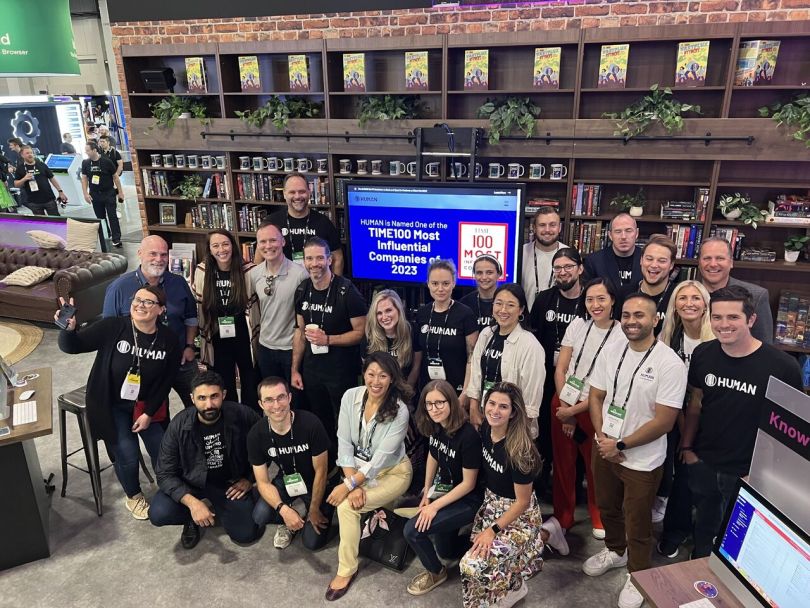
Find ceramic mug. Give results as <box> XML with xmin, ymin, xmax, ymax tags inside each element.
<box><xmin>529</xmin><ymin>164</ymin><xmax>545</xmax><ymax>180</ymax></box>
<box><xmin>175</xmin><ymin>154</ymin><xmax>186</xmax><ymax>168</ymax></box>
<box><xmin>267</xmin><ymin>157</ymin><xmax>282</xmax><ymax>171</ymax></box>
<box><xmin>488</xmin><ymin>163</ymin><xmax>505</xmax><ymax>179</ymax></box>
<box><xmin>150</xmin><ymin>154</ymin><xmax>162</xmax><ymax>167</ymax></box>
<box><xmin>452</xmin><ymin>162</ymin><xmax>468</xmax><ymax>178</ymax></box>
<box><xmin>283</xmin><ymin>157</ymin><xmax>295</xmax><ymax>172</ymax></box>
<box><xmin>357</xmin><ymin>159</ymin><xmax>369</xmax><ymax>175</ymax></box>
<box><xmin>406</xmin><ymin>161</ymin><xmax>417</xmax><ymax>176</ymax></box>
<box><xmin>507</xmin><ymin>163</ymin><xmax>525</xmax><ymax>179</ymax></box>
<box><xmin>339</xmin><ymin>159</ymin><xmax>352</xmax><ymax>174</ymax></box>
<box><xmin>474</xmin><ymin>163</ymin><xmax>483</xmax><ymax>178</ymax></box>
<box><xmin>316</xmin><ymin>158</ymin><xmax>328</xmax><ymax>173</ymax></box>
<box><xmin>425</xmin><ymin>162</ymin><xmax>440</xmax><ymax>177</ymax></box>
<box><xmin>200</xmin><ymin>155</ymin><xmax>212</xmax><ymax>169</ymax></box>
<box><xmin>297</xmin><ymin>158</ymin><xmax>313</xmax><ymax>172</ymax></box>
<box><xmin>371</xmin><ymin>159</ymin><xmax>383</xmax><ymax>175</ymax></box>
<box><xmin>253</xmin><ymin>156</ymin><xmax>267</xmax><ymax>171</ymax></box>
<box><xmin>186</xmin><ymin>155</ymin><xmax>199</xmax><ymax>169</ymax></box>
<box><xmin>390</xmin><ymin>160</ymin><xmax>406</xmax><ymax>175</ymax></box>
<box><xmin>238</xmin><ymin>156</ymin><xmax>251</xmax><ymax>170</ymax></box>
<box><xmin>215</xmin><ymin>156</ymin><xmax>226</xmax><ymax>170</ymax></box>
<box><xmin>550</xmin><ymin>164</ymin><xmax>568</xmax><ymax>180</ymax></box>
<box><xmin>162</xmin><ymin>154</ymin><xmax>174</xmax><ymax>167</ymax></box>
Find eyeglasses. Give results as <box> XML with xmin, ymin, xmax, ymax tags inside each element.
<box><xmin>132</xmin><ymin>297</ymin><xmax>159</xmax><ymax>308</ymax></box>
<box><xmin>425</xmin><ymin>400</ymin><xmax>448</xmax><ymax>411</ymax></box>
<box><xmin>552</xmin><ymin>263</ymin><xmax>578</xmax><ymax>274</ymax></box>
<box><xmin>261</xmin><ymin>393</ymin><xmax>290</xmax><ymax>405</ymax></box>
<box><xmin>264</xmin><ymin>275</ymin><xmax>276</xmax><ymax>297</ymax></box>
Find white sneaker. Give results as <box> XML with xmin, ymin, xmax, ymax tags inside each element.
<box><xmin>499</xmin><ymin>580</ymin><xmax>528</xmax><ymax>608</ymax></box>
<box><xmin>582</xmin><ymin>547</ymin><xmax>628</xmax><ymax>577</ymax></box>
<box><xmin>541</xmin><ymin>516</ymin><xmax>569</xmax><ymax>556</ymax></box>
<box><xmin>651</xmin><ymin>496</ymin><xmax>668</xmax><ymax>524</ymax></box>
<box><xmin>618</xmin><ymin>574</ymin><xmax>644</xmax><ymax>608</ymax></box>
<box><xmin>592</xmin><ymin>527</ymin><xmax>606</xmax><ymax>540</ymax></box>
<box><xmin>124</xmin><ymin>493</ymin><xmax>149</xmax><ymax>520</ymax></box>
<box><xmin>273</xmin><ymin>525</ymin><xmax>295</xmax><ymax>549</ymax></box>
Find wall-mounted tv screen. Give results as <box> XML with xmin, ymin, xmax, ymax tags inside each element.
<box><xmin>345</xmin><ymin>181</ymin><xmax>525</xmax><ymax>287</ymax></box>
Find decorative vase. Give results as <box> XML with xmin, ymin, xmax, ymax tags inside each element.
<box><xmin>722</xmin><ymin>208</ymin><xmax>742</xmax><ymax>220</ymax></box>
<box><xmin>178</xmin><ymin>112</ymin><xmax>192</xmax><ymax>119</ymax></box>
<box><xmin>629</xmin><ymin>205</ymin><xmax>644</xmax><ymax>217</ymax></box>
<box><xmin>785</xmin><ymin>250</ymin><xmax>800</xmax><ymax>263</ymax></box>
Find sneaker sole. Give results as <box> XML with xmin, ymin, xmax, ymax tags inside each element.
<box><xmin>582</xmin><ymin>559</ymin><xmax>628</xmax><ymax>577</ymax></box>
<box><xmin>406</xmin><ymin>574</ymin><xmax>448</xmax><ymax>596</ymax></box>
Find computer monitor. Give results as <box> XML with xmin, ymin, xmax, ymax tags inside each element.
<box><xmin>45</xmin><ymin>153</ymin><xmax>76</xmax><ymax>171</ymax></box>
<box><xmin>710</xmin><ymin>479</ymin><xmax>809</xmax><ymax>608</ymax></box>
<box><xmin>0</xmin><ymin>354</ymin><xmax>16</xmax><ymax>421</ymax></box>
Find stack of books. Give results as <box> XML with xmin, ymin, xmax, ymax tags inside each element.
<box><xmin>709</xmin><ymin>226</ymin><xmax>746</xmax><ymax>260</ymax></box>
<box><xmin>771</xmin><ymin>194</ymin><xmax>810</xmax><ymax>224</ymax></box>
<box><xmin>665</xmin><ymin>224</ymin><xmax>704</xmax><ymax>259</ymax></box>
<box><xmin>776</xmin><ymin>291</ymin><xmax>810</xmax><ymax>348</ymax></box>
<box><xmin>661</xmin><ymin>200</ymin><xmax>698</xmax><ymax>221</ymax></box>
<box><xmin>189</xmin><ymin>203</ymin><xmax>236</xmax><ymax>231</ymax></box>
<box><xmin>571</xmin><ymin>184</ymin><xmax>603</xmax><ymax>216</ymax></box>
<box><xmin>570</xmin><ymin>220</ymin><xmax>607</xmax><ymax>255</ymax></box>
<box><xmin>142</xmin><ymin>170</ymin><xmax>170</xmax><ymax>196</ymax></box>
<box><xmin>237</xmin><ymin>205</ymin><xmax>269</xmax><ymax>232</ymax></box>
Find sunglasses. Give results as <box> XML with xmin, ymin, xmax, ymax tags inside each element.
<box><xmin>264</xmin><ymin>275</ymin><xmax>276</xmax><ymax>297</ymax></box>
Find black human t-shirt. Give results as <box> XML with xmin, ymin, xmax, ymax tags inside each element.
<box><xmin>615</xmin><ymin>253</ymin><xmax>635</xmax><ymax>286</ymax></box>
<box><xmin>428</xmin><ymin>422</ymin><xmax>483</xmax><ymax>491</ymax></box>
<box><xmin>81</xmin><ymin>156</ymin><xmax>117</xmax><ymax>195</ymax></box>
<box><xmin>616</xmin><ymin>279</ymin><xmax>678</xmax><ymax>337</ymax></box>
<box><xmin>530</xmin><ymin>286</ymin><xmax>586</xmax><ymax>368</ymax></box>
<box><xmin>460</xmin><ymin>291</ymin><xmax>494</xmax><ymax>332</ymax></box>
<box><xmin>247</xmin><ymin>410</ymin><xmax>332</xmax><ymax>491</ymax></box>
<box><xmin>198</xmin><ymin>415</ymin><xmax>232</xmax><ymax>488</ymax></box>
<box><xmin>480</xmin><ymin>421</ymin><xmax>535</xmax><ymax>499</ymax></box>
<box><xmin>689</xmin><ymin>340</ymin><xmax>803</xmax><ymax>475</ymax></box>
<box><xmin>213</xmin><ymin>268</ymin><xmax>237</xmax><ymax>316</ymax></box>
<box><xmin>479</xmin><ymin>331</ymin><xmax>507</xmax><ymax>392</ymax></box>
<box><xmin>14</xmin><ymin>160</ymin><xmax>55</xmax><ymax>204</ymax></box>
<box><xmin>267</xmin><ymin>209</ymin><xmax>341</xmax><ymax>262</ymax></box>
<box><xmin>102</xmin><ymin>147</ymin><xmax>122</xmax><ymax>166</ymax></box>
<box><xmin>295</xmin><ymin>275</ymin><xmax>367</xmax><ymax>375</ymax></box>
<box><xmin>109</xmin><ymin>326</ymin><xmax>173</xmax><ymax>403</ymax></box>
<box><xmin>414</xmin><ymin>300</ymin><xmax>478</xmax><ymax>393</ymax></box>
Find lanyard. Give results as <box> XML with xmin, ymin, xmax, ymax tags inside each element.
<box><xmin>483</xmin><ymin>330</ymin><xmax>506</xmax><ymax>384</ymax></box>
<box><xmin>611</xmin><ymin>341</ymin><xmax>657</xmax><ymax>410</ymax></box>
<box><xmin>307</xmin><ymin>275</ymin><xmax>333</xmax><ymax>328</ymax></box>
<box><xmin>553</xmin><ymin>291</ymin><xmax>583</xmax><ymax>349</ymax></box>
<box><xmin>476</xmin><ymin>292</ymin><xmax>493</xmax><ymax>327</ymax></box>
<box><xmin>287</xmin><ymin>213</ymin><xmax>311</xmax><ymax>254</ymax></box>
<box><xmin>358</xmin><ymin>391</ymin><xmax>379</xmax><ymax>451</ymax></box>
<box><xmin>267</xmin><ymin>412</ymin><xmax>297</xmax><ymax>476</ymax></box>
<box><xmin>426</xmin><ymin>300</ymin><xmax>454</xmax><ymax>359</ymax></box>
<box><xmin>130</xmin><ymin>322</ymin><xmax>159</xmax><ymax>373</ymax></box>
<box><xmin>639</xmin><ymin>279</ymin><xmax>672</xmax><ymax>316</ymax></box>
<box><xmin>571</xmin><ymin>320</ymin><xmax>615</xmax><ymax>380</ymax></box>
<box><xmin>533</xmin><ymin>244</ymin><xmax>557</xmax><ymax>294</ymax></box>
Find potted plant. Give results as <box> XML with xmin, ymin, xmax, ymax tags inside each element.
<box><xmin>603</xmin><ymin>84</ymin><xmax>701</xmax><ymax>138</ymax></box>
<box><xmin>783</xmin><ymin>235</ymin><xmax>809</xmax><ymax>263</ymax></box>
<box><xmin>235</xmin><ymin>96</ymin><xmax>323</xmax><ymax>130</ymax></box>
<box><xmin>356</xmin><ymin>95</ymin><xmax>425</xmax><ymax>128</ymax></box>
<box><xmin>149</xmin><ymin>96</ymin><xmax>209</xmax><ymax>130</ymax></box>
<box><xmin>610</xmin><ymin>188</ymin><xmax>646</xmax><ymax>217</ymax></box>
<box><xmin>718</xmin><ymin>192</ymin><xmax>767</xmax><ymax>228</ymax></box>
<box><xmin>759</xmin><ymin>93</ymin><xmax>810</xmax><ymax>148</ymax></box>
<box><xmin>477</xmin><ymin>97</ymin><xmax>541</xmax><ymax>144</ymax></box>
<box><xmin>173</xmin><ymin>174</ymin><xmax>203</xmax><ymax>200</ymax></box>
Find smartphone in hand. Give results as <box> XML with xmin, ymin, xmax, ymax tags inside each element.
<box><xmin>55</xmin><ymin>302</ymin><xmax>77</xmax><ymax>329</ymax></box>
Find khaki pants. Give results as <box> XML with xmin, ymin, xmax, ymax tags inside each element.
<box><xmin>336</xmin><ymin>458</ymin><xmax>413</xmax><ymax>577</ymax></box>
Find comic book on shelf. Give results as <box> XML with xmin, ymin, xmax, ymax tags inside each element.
<box><xmin>288</xmin><ymin>55</ymin><xmax>310</xmax><ymax>92</ymax></box>
<box><xmin>238</xmin><ymin>56</ymin><xmax>261</xmax><ymax>92</ymax></box>
<box><xmin>185</xmin><ymin>57</ymin><xmax>207</xmax><ymax>93</ymax></box>
<box><xmin>734</xmin><ymin>40</ymin><xmax>780</xmax><ymax>86</ymax></box>
<box><xmin>675</xmin><ymin>41</ymin><xmax>709</xmax><ymax>87</ymax></box>
<box><xmin>597</xmin><ymin>44</ymin><xmax>629</xmax><ymax>89</ymax></box>
<box><xmin>463</xmin><ymin>49</ymin><xmax>489</xmax><ymax>90</ymax></box>
<box><xmin>169</xmin><ymin>244</ymin><xmax>196</xmax><ymax>285</ymax></box>
<box><xmin>533</xmin><ymin>47</ymin><xmax>561</xmax><ymax>90</ymax></box>
<box><xmin>343</xmin><ymin>53</ymin><xmax>366</xmax><ymax>92</ymax></box>
<box><xmin>405</xmin><ymin>51</ymin><xmax>429</xmax><ymax>90</ymax></box>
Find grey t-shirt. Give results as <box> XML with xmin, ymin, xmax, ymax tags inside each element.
<box><xmin>248</xmin><ymin>257</ymin><xmax>308</xmax><ymax>350</ymax></box>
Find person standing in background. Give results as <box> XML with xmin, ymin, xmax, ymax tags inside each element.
<box><xmin>81</xmin><ymin>141</ymin><xmax>124</xmax><ymax>248</ymax></box>
<box><xmin>521</xmin><ymin>206</ymin><xmax>567</xmax><ymax>313</ymax></box>
<box><xmin>13</xmin><ymin>145</ymin><xmax>68</xmax><ymax>216</ymax></box>
<box><xmin>583</xmin><ymin>213</ymin><xmax>642</xmax><ymax>293</ymax></box>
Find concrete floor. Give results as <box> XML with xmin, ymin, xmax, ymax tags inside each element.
<box><xmin>0</xmin><ymin>181</ymin><xmax>688</xmax><ymax>607</ymax></box>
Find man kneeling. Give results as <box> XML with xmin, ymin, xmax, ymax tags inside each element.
<box><xmin>150</xmin><ymin>371</ymin><xmax>261</xmax><ymax>549</ymax></box>
<box><xmin>249</xmin><ymin>376</ymin><xmax>337</xmax><ymax>550</ymax></box>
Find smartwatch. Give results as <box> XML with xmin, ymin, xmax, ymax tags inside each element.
<box><xmin>275</xmin><ymin>502</ymin><xmax>287</xmax><ymax>514</ymax></box>
<box><xmin>491</xmin><ymin>523</ymin><xmax>502</xmax><ymax>535</ymax></box>
<box><xmin>616</xmin><ymin>440</ymin><xmax>626</xmax><ymax>451</ymax></box>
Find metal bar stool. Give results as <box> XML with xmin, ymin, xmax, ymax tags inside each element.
<box><xmin>58</xmin><ymin>386</ymin><xmax>154</xmax><ymax>516</ymax></box>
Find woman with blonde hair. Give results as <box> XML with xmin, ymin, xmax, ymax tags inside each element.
<box><xmin>363</xmin><ymin>289</ymin><xmax>414</xmax><ymax>382</ymax></box>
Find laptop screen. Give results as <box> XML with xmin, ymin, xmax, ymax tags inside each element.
<box><xmin>715</xmin><ymin>482</ymin><xmax>810</xmax><ymax>608</ymax></box>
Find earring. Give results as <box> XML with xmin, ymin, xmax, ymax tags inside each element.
<box><xmin>518</xmin><ymin>314</ymin><xmax>525</xmax><ymax>322</ymax></box>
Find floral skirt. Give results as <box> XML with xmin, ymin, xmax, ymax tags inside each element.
<box><xmin>459</xmin><ymin>488</ymin><xmax>544</xmax><ymax>607</ymax></box>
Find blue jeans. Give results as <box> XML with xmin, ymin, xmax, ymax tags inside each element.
<box><xmin>149</xmin><ymin>485</ymin><xmax>259</xmax><ymax>544</ymax></box>
<box><xmin>686</xmin><ymin>459</ymin><xmax>740</xmax><ymax>558</ymax></box>
<box><xmin>404</xmin><ymin>492</ymin><xmax>483</xmax><ymax>574</ymax></box>
<box><xmin>253</xmin><ymin>475</ymin><xmax>339</xmax><ymax>551</ymax></box>
<box><xmin>110</xmin><ymin>401</ymin><xmax>164</xmax><ymax>498</ymax></box>
<box><xmin>257</xmin><ymin>345</ymin><xmax>292</xmax><ymax>385</ymax></box>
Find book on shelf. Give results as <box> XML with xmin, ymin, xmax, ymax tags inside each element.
<box><xmin>571</xmin><ymin>183</ymin><xmax>603</xmax><ymax>217</ymax></box>
<box><xmin>463</xmin><ymin>49</ymin><xmax>489</xmax><ymax>91</ymax></box>
<box><xmin>288</xmin><ymin>54</ymin><xmax>310</xmax><ymax>92</ymax></box>
<box><xmin>237</xmin><ymin>205</ymin><xmax>269</xmax><ymax>232</ymax></box>
<box><xmin>241</xmin><ymin>241</ymin><xmax>257</xmax><ymax>263</ymax></box>
<box><xmin>675</xmin><ymin>41</ymin><xmax>709</xmax><ymax>87</ymax></box>
<box><xmin>776</xmin><ymin>291</ymin><xmax>810</xmax><ymax>348</ymax></box>
<box><xmin>525</xmin><ymin>198</ymin><xmax>561</xmax><ymax>214</ymax></box>
<box><xmin>334</xmin><ymin>177</ymin><xmax>353</xmax><ymax>207</ymax></box>
<box><xmin>308</xmin><ymin>177</ymin><xmax>330</xmax><ymax>205</ymax></box>
<box><xmin>660</xmin><ymin>200</ymin><xmax>697</xmax><ymax>221</ymax></box>
<box><xmin>142</xmin><ymin>169</ymin><xmax>170</xmax><ymax>197</ymax></box>
<box><xmin>169</xmin><ymin>244</ymin><xmax>196</xmax><ymax>285</ymax></box>
<box><xmin>740</xmin><ymin>247</ymin><xmax>776</xmax><ymax>263</ymax></box>
<box><xmin>343</xmin><ymin>53</ymin><xmax>366</xmax><ymax>92</ymax></box>
<box><xmin>185</xmin><ymin>57</ymin><xmax>207</xmax><ymax>93</ymax></box>
<box><xmin>597</xmin><ymin>44</ymin><xmax>629</xmax><ymax>89</ymax></box>
<box><xmin>571</xmin><ymin>220</ymin><xmax>607</xmax><ymax>255</ymax></box>
<box><xmin>533</xmin><ymin>47</ymin><xmax>561</xmax><ymax>90</ymax></box>
<box><xmin>694</xmin><ymin>187</ymin><xmax>709</xmax><ymax>222</ymax></box>
<box><xmin>710</xmin><ymin>226</ymin><xmax>746</xmax><ymax>260</ymax></box>
<box><xmin>238</xmin><ymin>55</ymin><xmax>261</xmax><ymax>92</ymax></box>
<box><xmin>405</xmin><ymin>51</ymin><xmax>429</xmax><ymax>91</ymax></box>
<box><xmin>734</xmin><ymin>40</ymin><xmax>780</xmax><ymax>86</ymax></box>
<box><xmin>665</xmin><ymin>224</ymin><xmax>703</xmax><ymax>259</ymax></box>
<box><xmin>190</xmin><ymin>203</ymin><xmax>236</xmax><ymax>232</ymax></box>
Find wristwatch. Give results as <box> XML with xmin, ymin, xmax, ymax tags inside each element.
<box><xmin>275</xmin><ymin>502</ymin><xmax>287</xmax><ymax>514</ymax></box>
<box><xmin>616</xmin><ymin>440</ymin><xmax>627</xmax><ymax>451</ymax></box>
<box><xmin>491</xmin><ymin>523</ymin><xmax>502</xmax><ymax>535</ymax></box>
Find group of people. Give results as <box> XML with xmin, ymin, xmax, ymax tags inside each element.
<box><xmin>55</xmin><ymin>173</ymin><xmax>802</xmax><ymax>608</ymax></box>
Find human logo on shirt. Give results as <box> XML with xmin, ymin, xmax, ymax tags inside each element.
<box><xmin>421</xmin><ymin>324</ymin><xmax>458</xmax><ymax>337</ymax></box>
<box><xmin>301</xmin><ymin>300</ymin><xmax>333</xmax><ymax>314</ymax></box>
<box><xmin>204</xmin><ymin>431</ymin><xmax>225</xmax><ymax>470</ymax></box>
<box><xmin>115</xmin><ymin>339</ymin><xmax>167</xmax><ymax>360</ymax></box>
<box><xmin>703</xmin><ymin>373</ymin><xmax>756</xmax><ymax>395</ymax></box>
<box><xmin>545</xmin><ymin>309</ymin><xmax>579</xmax><ymax>324</ymax></box>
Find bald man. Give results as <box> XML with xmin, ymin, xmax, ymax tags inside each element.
<box><xmin>103</xmin><ymin>235</ymin><xmax>199</xmax><ymax>408</ymax></box>
<box><xmin>583</xmin><ymin>213</ymin><xmax>643</xmax><ymax>293</ymax></box>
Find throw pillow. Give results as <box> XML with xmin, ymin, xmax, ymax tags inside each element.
<box><xmin>0</xmin><ymin>266</ymin><xmax>55</xmax><ymax>287</ymax></box>
<box><xmin>27</xmin><ymin>230</ymin><xmax>66</xmax><ymax>249</ymax></box>
<box><xmin>66</xmin><ymin>218</ymin><xmax>99</xmax><ymax>252</ymax></box>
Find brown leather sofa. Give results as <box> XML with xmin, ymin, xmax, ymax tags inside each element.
<box><xmin>0</xmin><ymin>247</ymin><xmax>128</xmax><ymax>323</ymax></box>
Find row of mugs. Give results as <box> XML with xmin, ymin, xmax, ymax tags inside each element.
<box><xmin>338</xmin><ymin>159</ymin><xmax>415</xmax><ymax>175</ymax></box>
<box><xmin>151</xmin><ymin>154</ymin><xmax>226</xmax><ymax>170</ymax></box>
<box><xmin>444</xmin><ymin>161</ymin><xmax>568</xmax><ymax>180</ymax></box>
<box><xmin>240</xmin><ymin>156</ymin><xmax>327</xmax><ymax>173</ymax></box>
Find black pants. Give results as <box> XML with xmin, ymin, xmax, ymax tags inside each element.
<box><xmin>659</xmin><ymin>452</ymin><xmax>694</xmax><ymax>549</ymax></box>
<box><xmin>91</xmin><ymin>191</ymin><xmax>121</xmax><ymax>242</ymax></box>
<box><xmin>533</xmin><ymin>372</ymin><xmax>555</xmax><ymax>500</ymax></box>
<box><xmin>300</xmin><ymin>364</ymin><xmax>357</xmax><ymax>442</ymax></box>
<box><xmin>28</xmin><ymin>198</ymin><xmax>60</xmax><ymax>216</ymax></box>
<box><xmin>173</xmin><ymin>360</ymin><xmax>197</xmax><ymax>409</ymax></box>
<box><xmin>657</xmin><ymin>426</ymin><xmax>680</xmax><ymax>498</ymax></box>
<box><xmin>257</xmin><ymin>344</ymin><xmax>293</xmax><ymax>385</ymax></box>
<box><xmin>687</xmin><ymin>459</ymin><xmax>739</xmax><ymax>558</ymax></box>
<box><xmin>211</xmin><ymin>319</ymin><xmax>259</xmax><ymax>412</ymax></box>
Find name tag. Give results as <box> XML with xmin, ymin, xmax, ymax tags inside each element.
<box><xmin>483</xmin><ymin>380</ymin><xmax>495</xmax><ymax>394</ymax></box>
<box><xmin>427</xmin><ymin>357</ymin><xmax>446</xmax><ymax>380</ymax></box>
<box><xmin>601</xmin><ymin>404</ymin><xmax>626</xmax><ymax>438</ymax></box>
<box><xmin>428</xmin><ymin>482</ymin><xmax>453</xmax><ymax>500</ymax></box>
<box><xmin>283</xmin><ymin>472</ymin><xmax>308</xmax><ymax>497</ymax></box>
<box><xmin>29</xmin><ymin>179</ymin><xmax>39</xmax><ymax>192</ymax></box>
<box><xmin>354</xmin><ymin>444</ymin><xmax>372</xmax><ymax>469</ymax></box>
<box><xmin>292</xmin><ymin>251</ymin><xmax>304</xmax><ymax>263</ymax></box>
<box><xmin>218</xmin><ymin>316</ymin><xmax>236</xmax><ymax>338</ymax></box>
<box><xmin>559</xmin><ymin>375</ymin><xmax>584</xmax><ymax>406</ymax></box>
<box><xmin>91</xmin><ymin>174</ymin><xmax>101</xmax><ymax>185</ymax></box>
<box><xmin>311</xmin><ymin>343</ymin><xmax>329</xmax><ymax>355</ymax></box>
<box><xmin>120</xmin><ymin>372</ymin><xmax>141</xmax><ymax>401</ymax></box>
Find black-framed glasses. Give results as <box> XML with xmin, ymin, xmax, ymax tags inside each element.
<box><xmin>133</xmin><ymin>296</ymin><xmax>159</xmax><ymax>308</ymax></box>
<box><xmin>552</xmin><ymin>263</ymin><xmax>578</xmax><ymax>274</ymax></box>
<box><xmin>425</xmin><ymin>399</ymin><xmax>448</xmax><ymax>411</ymax></box>
<box><xmin>261</xmin><ymin>393</ymin><xmax>290</xmax><ymax>405</ymax></box>
<box><xmin>264</xmin><ymin>275</ymin><xmax>277</xmax><ymax>297</ymax></box>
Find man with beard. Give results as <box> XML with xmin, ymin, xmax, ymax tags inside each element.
<box><xmin>521</xmin><ymin>206</ymin><xmax>567</xmax><ymax>312</ymax></box>
<box><xmin>585</xmin><ymin>294</ymin><xmax>686</xmax><ymax>608</ymax></box>
<box><xmin>616</xmin><ymin>235</ymin><xmax>680</xmax><ymax>337</ymax></box>
<box><xmin>150</xmin><ymin>371</ymin><xmax>261</xmax><ymax>549</ymax></box>
<box><xmin>103</xmin><ymin>235</ymin><xmax>199</xmax><ymax>408</ymax></box>
<box><xmin>81</xmin><ymin>141</ymin><xmax>124</xmax><ymax>247</ymax></box>
<box><xmin>584</xmin><ymin>213</ymin><xmax>642</xmax><ymax>293</ymax></box>
<box><xmin>460</xmin><ymin>254</ymin><xmax>502</xmax><ymax>331</ymax></box>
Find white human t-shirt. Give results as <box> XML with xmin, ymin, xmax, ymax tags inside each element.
<box><xmin>521</xmin><ymin>240</ymin><xmax>566</xmax><ymax>312</ymax></box>
<box><xmin>560</xmin><ymin>318</ymin><xmax>626</xmax><ymax>402</ymax></box>
<box><xmin>590</xmin><ymin>339</ymin><xmax>687</xmax><ymax>471</ymax></box>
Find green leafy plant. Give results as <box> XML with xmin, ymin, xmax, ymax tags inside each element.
<box><xmin>609</xmin><ymin>188</ymin><xmax>646</xmax><ymax>212</ymax></box>
<box><xmin>784</xmin><ymin>235</ymin><xmax>810</xmax><ymax>252</ymax></box>
<box><xmin>603</xmin><ymin>84</ymin><xmax>701</xmax><ymax>137</ymax></box>
<box><xmin>235</xmin><ymin>96</ymin><xmax>323</xmax><ymax>130</ymax></box>
<box><xmin>149</xmin><ymin>96</ymin><xmax>209</xmax><ymax>129</ymax></box>
<box><xmin>173</xmin><ymin>174</ymin><xmax>203</xmax><ymax>200</ymax></box>
<box><xmin>759</xmin><ymin>93</ymin><xmax>810</xmax><ymax>148</ymax></box>
<box><xmin>356</xmin><ymin>95</ymin><xmax>425</xmax><ymax>127</ymax></box>
<box><xmin>477</xmin><ymin>97</ymin><xmax>541</xmax><ymax>144</ymax></box>
<box><xmin>718</xmin><ymin>192</ymin><xmax>767</xmax><ymax>228</ymax></box>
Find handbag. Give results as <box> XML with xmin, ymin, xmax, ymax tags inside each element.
<box><xmin>358</xmin><ymin>508</ymin><xmax>411</xmax><ymax>571</ymax></box>
<box><xmin>133</xmin><ymin>400</ymin><xmax>168</xmax><ymax>423</ymax></box>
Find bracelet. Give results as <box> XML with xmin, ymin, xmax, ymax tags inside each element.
<box><xmin>326</xmin><ymin>334</ymin><xmax>330</xmax><ymax>346</ymax></box>
<box><xmin>344</xmin><ymin>476</ymin><xmax>355</xmax><ymax>491</ymax></box>
<box><xmin>275</xmin><ymin>502</ymin><xmax>286</xmax><ymax>514</ymax></box>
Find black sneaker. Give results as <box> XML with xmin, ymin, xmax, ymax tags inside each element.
<box><xmin>181</xmin><ymin>521</ymin><xmax>201</xmax><ymax>550</ymax></box>
<box><xmin>112</xmin><ymin>241</ymin><xmax>123</xmax><ymax>248</ymax></box>
<box><xmin>656</xmin><ymin>540</ymin><xmax>679</xmax><ymax>559</ymax></box>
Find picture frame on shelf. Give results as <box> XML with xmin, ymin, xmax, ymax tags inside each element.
<box><xmin>159</xmin><ymin>202</ymin><xmax>177</xmax><ymax>225</ymax></box>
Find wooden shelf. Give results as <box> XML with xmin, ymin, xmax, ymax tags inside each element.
<box><xmin>447</xmin><ymin>89</ymin><xmax>576</xmax><ymax>95</ymax></box>
<box><xmin>232</xmin><ymin>169</ymin><xmax>329</xmax><ymax>176</ymax></box>
<box><xmin>571</xmin><ymin>214</ymin><xmax>704</xmax><ymax>224</ymax></box>
<box><xmin>330</xmin><ymin>90</ymin><xmax>442</xmax><ymax>96</ymax></box>
<box><xmin>717</xmin><ymin>182</ymin><xmax>810</xmax><ymax>189</ymax></box>
<box><xmin>580</xmin><ymin>86</ymin><xmax>726</xmax><ymax>93</ymax></box>
<box><xmin>732</xmin><ymin>85</ymin><xmax>810</xmax><ymax>91</ymax></box>
<box><xmin>574</xmin><ymin>178</ymin><xmax>709</xmax><ymax>187</ymax></box>
<box><xmin>711</xmin><ymin>219</ymin><xmax>810</xmax><ymax>228</ymax></box>
<box><xmin>733</xmin><ymin>260</ymin><xmax>810</xmax><ymax>272</ymax></box>
<box><xmin>144</xmin><ymin>195</ymin><xmax>228</xmax><ymax>203</ymax></box>
<box><xmin>143</xmin><ymin>166</ymin><xmax>224</xmax><ymax>173</ymax></box>
<box><xmin>775</xmin><ymin>342</ymin><xmax>810</xmax><ymax>354</ymax></box>
<box><xmin>223</xmin><ymin>91</ymin><xmax>325</xmax><ymax>96</ymax></box>
<box><xmin>128</xmin><ymin>92</ymin><xmax>219</xmax><ymax>97</ymax></box>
